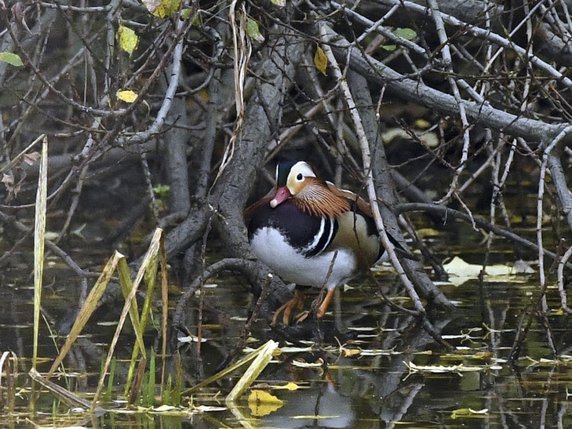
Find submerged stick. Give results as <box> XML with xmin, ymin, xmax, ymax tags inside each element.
<box><xmin>29</xmin><ymin>368</ymin><xmax>105</xmax><ymax>414</ymax></box>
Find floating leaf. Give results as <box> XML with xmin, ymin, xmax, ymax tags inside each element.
<box><xmin>451</xmin><ymin>408</ymin><xmax>489</xmax><ymax>419</ymax></box>
<box><xmin>271</xmin><ymin>0</ymin><xmax>286</xmax><ymax>6</ymax></box>
<box><xmin>549</xmin><ymin>308</ymin><xmax>565</xmax><ymax>316</ymax></box>
<box><xmin>117</xmin><ymin>25</ymin><xmax>138</xmax><ymax>56</ymax></box>
<box><xmin>177</xmin><ymin>334</ymin><xmax>207</xmax><ymax>344</ymax></box>
<box><xmin>340</xmin><ymin>347</ymin><xmax>362</xmax><ymax>358</ymax></box>
<box><xmin>246</xmin><ymin>18</ymin><xmax>265</xmax><ymax>43</ymax></box>
<box><xmin>152</xmin><ymin>405</ymin><xmax>177</xmax><ymax>412</ymax></box>
<box><xmin>194</xmin><ymin>405</ymin><xmax>227</xmax><ymax>412</ymax></box>
<box><xmin>269</xmin><ymin>381</ymin><xmax>300</xmax><ymax>390</ymax></box>
<box><xmin>248</xmin><ymin>390</ymin><xmax>283</xmax><ymax>416</ymax></box>
<box><xmin>512</xmin><ymin>259</ymin><xmax>535</xmax><ymax>274</ymax></box>
<box><xmin>442</xmin><ymin>256</ymin><xmax>531</xmax><ymax>287</ymax></box>
<box><xmin>291</xmin><ymin>358</ymin><xmax>324</xmax><ymax>368</ymax></box>
<box><xmin>405</xmin><ymin>361</ymin><xmax>484</xmax><ymax>374</ymax></box>
<box><xmin>0</xmin><ymin>52</ymin><xmax>23</xmax><ymax>67</ymax></box>
<box><xmin>314</xmin><ymin>46</ymin><xmax>327</xmax><ymax>75</ymax></box>
<box><xmin>116</xmin><ymin>90</ymin><xmax>138</xmax><ymax>103</ymax></box>
<box><xmin>284</xmin><ymin>382</ymin><xmax>299</xmax><ymax>391</ymax></box>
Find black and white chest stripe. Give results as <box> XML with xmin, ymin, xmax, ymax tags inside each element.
<box><xmin>247</xmin><ymin>201</ymin><xmax>338</xmax><ymax>259</ymax></box>
<box><xmin>302</xmin><ymin>216</ymin><xmax>338</xmax><ymax>257</ymax></box>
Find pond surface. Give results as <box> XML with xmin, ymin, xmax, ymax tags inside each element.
<box><xmin>1</xmin><ymin>240</ymin><xmax>572</xmax><ymax>429</ymax></box>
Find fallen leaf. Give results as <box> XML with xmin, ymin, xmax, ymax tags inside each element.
<box><xmin>153</xmin><ymin>405</ymin><xmax>177</xmax><ymax>412</ymax></box>
<box><xmin>405</xmin><ymin>361</ymin><xmax>484</xmax><ymax>374</ymax></box>
<box><xmin>269</xmin><ymin>381</ymin><xmax>300</xmax><ymax>390</ymax></box>
<box><xmin>443</xmin><ymin>256</ymin><xmax>528</xmax><ymax>286</ymax></box>
<box><xmin>341</xmin><ymin>347</ymin><xmax>362</xmax><ymax>357</ymax></box>
<box><xmin>451</xmin><ymin>408</ymin><xmax>489</xmax><ymax>419</ymax></box>
<box><xmin>248</xmin><ymin>389</ymin><xmax>283</xmax><ymax>416</ymax></box>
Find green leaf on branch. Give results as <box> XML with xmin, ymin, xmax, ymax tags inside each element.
<box><xmin>246</xmin><ymin>18</ymin><xmax>265</xmax><ymax>43</ymax></box>
<box><xmin>0</xmin><ymin>52</ymin><xmax>23</xmax><ymax>67</ymax></box>
<box><xmin>382</xmin><ymin>27</ymin><xmax>417</xmax><ymax>51</ymax></box>
<box><xmin>394</xmin><ymin>27</ymin><xmax>417</xmax><ymax>40</ymax></box>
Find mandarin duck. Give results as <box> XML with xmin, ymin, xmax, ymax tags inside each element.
<box><xmin>246</xmin><ymin>160</ymin><xmax>408</xmax><ymax>325</ymax></box>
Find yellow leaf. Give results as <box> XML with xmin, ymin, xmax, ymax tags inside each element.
<box><xmin>269</xmin><ymin>381</ymin><xmax>301</xmax><ymax>390</ymax></box>
<box><xmin>341</xmin><ymin>347</ymin><xmax>362</xmax><ymax>357</ymax></box>
<box><xmin>152</xmin><ymin>0</ymin><xmax>181</xmax><ymax>18</ymax></box>
<box><xmin>284</xmin><ymin>382</ymin><xmax>299</xmax><ymax>391</ymax></box>
<box><xmin>248</xmin><ymin>390</ymin><xmax>284</xmax><ymax>417</ymax></box>
<box><xmin>116</xmin><ymin>90</ymin><xmax>138</xmax><ymax>103</ymax></box>
<box><xmin>549</xmin><ymin>308</ymin><xmax>565</xmax><ymax>316</ymax></box>
<box><xmin>314</xmin><ymin>46</ymin><xmax>327</xmax><ymax>75</ymax></box>
<box><xmin>117</xmin><ymin>25</ymin><xmax>138</xmax><ymax>56</ymax></box>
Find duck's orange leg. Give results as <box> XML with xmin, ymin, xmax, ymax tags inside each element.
<box><xmin>271</xmin><ymin>289</ymin><xmax>305</xmax><ymax>326</ymax></box>
<box><xmin>316</xmin><ymin>288</ymin><xmax>336</xmax><ymax>319</ymax></box>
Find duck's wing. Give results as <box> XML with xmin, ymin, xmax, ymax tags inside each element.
<box><xmin>326</xmin><ymin>181</ymin><xmax>418</xmax><ymax>261</ymax></box>
<box><xmin>325</xmin><ymin>181</ymin><xmax>373</xmax><ymax>217</ymax></box>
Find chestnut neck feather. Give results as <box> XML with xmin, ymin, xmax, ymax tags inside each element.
<box><xmin>293</xmin><ymin>178</ymin><xmax>351</xmax><ymax>218</ymax></box>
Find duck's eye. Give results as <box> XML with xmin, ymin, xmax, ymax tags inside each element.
<box><xmin>296</xmin><ymin>173</ymin><xmax>303</xmax><ymax>181</ymax></box>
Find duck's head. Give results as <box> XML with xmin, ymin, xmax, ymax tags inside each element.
<box><xmin>270</xmin><ymin>161</ymin><xmax>317</xmax><ymax>208</ymax></box>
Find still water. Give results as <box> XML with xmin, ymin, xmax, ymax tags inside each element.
<box><xmin>1</xmin><ymin>246</ymin><xmax>571</xmax><ymax>428</ymax></box>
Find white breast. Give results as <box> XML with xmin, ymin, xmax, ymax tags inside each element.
<box><xmin>250</xmin><ymin>227</ymin><xmax>358</xmax><ymax>290</ymax></box>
